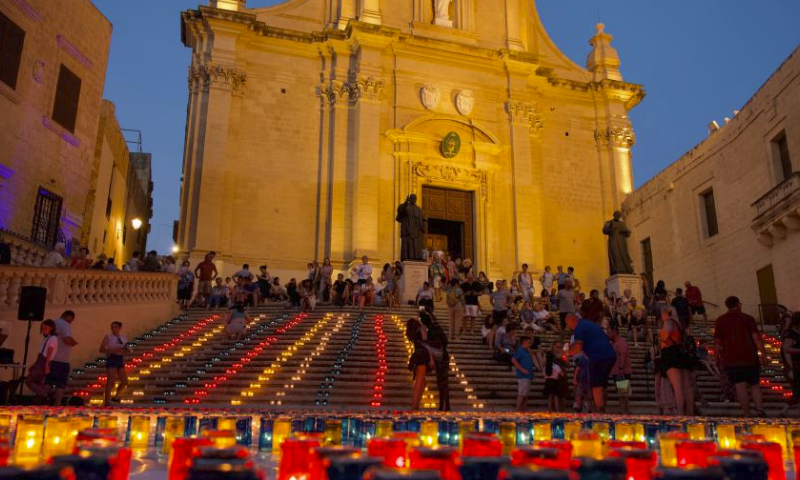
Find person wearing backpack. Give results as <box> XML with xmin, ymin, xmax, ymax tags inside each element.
<box><xmin>445</xmin><ymin>279</ymin><xmax>465</xmax><ymax>340</ymax></box>
<box><xmin>658</xmin><ymin>306</ymin><xmax>694</xmax><ymax>415</ymax></box>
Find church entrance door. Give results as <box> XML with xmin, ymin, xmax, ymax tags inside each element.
<box><xmin>421</xmin><ymin>186</ymin><xmax>474</xmax><ymax>263</ymax></box>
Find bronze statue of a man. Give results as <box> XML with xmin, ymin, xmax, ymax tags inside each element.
<box><xmin>602</xmin><ymin>210</ymin><xmax>634</xmax><ymax>275</ymax></box>
<box><xmin>396</xmin><ymin>194</ymin><xmax>427</xmax><ymax>261</ymax></box>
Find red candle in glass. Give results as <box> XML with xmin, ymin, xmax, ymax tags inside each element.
<box><xmin>794</xmin><ymin>444</ymin><xmax>800</xmax><ymax>480</ymax></box>
<box><xmin>535</xmin><ymin>440</ymin><xmax>573</xmax><ymax>469</ymax></box>
<box><xmin>676</xmin><ymin>440</ymin><xmax>717</xmax><ymax>467</ymax></box>
<box><xmin>408</xmin><ymin>447</ymin><xmax>460</xmax><ymax>480</ymax></box>
<box><xmin>368</xmin><ymin>438</ymin><xmax>408</xmax><ymax>468</ymax></box>
<box><xmin>279</xmin><ymin>437</ymin><xmax>322</xmax><ymax>480</ymax></box>
<box><xmin>608</xmin><ymin>448</ymin><xmax>657</xmax><ymax>480</ymax></box>
<box><xmin>462</xmin><ymin>433</ymin><xmax>503</xmax><ymax>457</ymax></box>
<box><xmin>741</xmin><ymin>441</ymin><xmax>786</xmax><ymax>480</ymax></box>
<box><xmin>607</xmin><ymin>440</ymin><xmax>648</xmax><ymax>450</ymax></box>
<box><xmin>511</xmin><ymin>447</ymin><xmax>563</xmax><ymax>469</ymax></box>
<box><xmin>167</xmin><ymin>437</ymin><xmax>213</xmax><ymax>480</ymax></box>
<box><xmin>0</xmin><ymin>443</ymin><xmax>10</xmax><ymax>467</ymax></box>
<box><xmin>75</xmin><ymin>428</ymin><xmax>119</xmax><ymax>450</ymax></box>
<box><xmin>309</xmin><ymin>446</ymin><xmax>360</xmax><ymax>480</ymax></box>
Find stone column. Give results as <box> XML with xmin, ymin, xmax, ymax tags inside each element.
<box><xmin>504</xmin><ymin>0</ymin><xmax>525</xmax><ymax>50</ymax></box>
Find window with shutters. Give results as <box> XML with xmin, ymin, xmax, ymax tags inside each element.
<box><xmin>0</xmin><ymin>11</ymin><xmax>25</xmax><ymax>89</ymax></box>
<box><xmin>52</xmin><ymin>64</ymin><xmax>81</xmax><ymax>132</ymax></box>
<box><xmin>31</xmin><ymin>188</ymin><xmax>63</xmax><ymax>248</ymax></box>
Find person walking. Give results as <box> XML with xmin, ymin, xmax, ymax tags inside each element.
<box><xmin>609</xmin><ymin>327</ymin><xmax>632</xmax><ymax>414</ymax></box>
<box><xmin>557</xmin><ymin>281</ymin><xmax>576</xmax><ymax>330</ymax></box>
<box><xmin>542</xmin><ymin>348</ymin><xmax>564</xmax><ymax>412</ymax></box>
<box><xmin>671</xmin><ymin>288</ymin><xmax>692</xmax><ymax>330</ymax></box>
<box><xmin>194</xmin><ymin>253</ymin><xmax>218</xmax><ymax>308</ymax></box>
<box><xmin>406</xmin><ymin>317</ymin><xmax>429</xmax><ymax>411</ymax></box>
<box><xmin>714</xmin><ymin>296</ymin><xmax>768</xmax><ymax>417</ymax></box>
<box><xmin>566</xmin><ymin>312</ymin><xmax>616</xmax><ymax>413</ymax></box>
<box><xmin>658</xmin><ymin>306</ymin><xmax>694</xmax><ymax>416</ymax></box>
<box><xmin>420</xmin><ymin>312</ymin><xmax>450</xmax><ymax>411</ymax></box>
<box><xmin>511</xmin><ymin>336</ymin><xmax>535</xmax><ymax>411</ymax></box>
<box><xmin>100</xmin><ymin>321</ymin><xmax>129</xmax><ymax>406</ymax></box>
<box><xmin>50</xmin><ymin>311</ymin><xmax>77</xmax><ymax>406</ymax></box>
<box><xmin>684</xmin><ymin>281</ymin><xmax>709</xmax><ymax>322</ymax></box>
<box><xmin>318</xmin><ymin>258</ymin><xmax>334</xmax><ymax>303</ymax></box>
<box><xmin>445</xmin><ymin>279</ymin><xmax>465</xmax><ymax>340</ymax></box>
<box><xmin>461</xmin><ymin>273</ymin><xmax>482</xmax><ymax>335</ymax></box>
<box><xmin>518</xmin><ymin>264</ymin><xmax>534</xmax><ymax>303</ymax></box>
<box><xmin>25</xmin><ymin>320</ymin><xmax>58</xmax><ymax>404</ymax></box>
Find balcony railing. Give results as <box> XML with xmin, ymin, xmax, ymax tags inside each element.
<box><xmin>0</xmin><ymin>266</ymin><xmax>177</xmax><ymax>309</ymax></box>
<box><xmin>751</xmin><ymin>172</ymin><xmax>800</xmax><ymax>246</ymax></box>
<box><xmin>0</xmin><ymin>229</ymin><xmax>50</xmax><ymax>266</ymax></box>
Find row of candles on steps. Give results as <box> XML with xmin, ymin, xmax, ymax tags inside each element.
<box><xmin>1</xmin><ymin>412</ymin><xmax>800</xmax><ymax>480</ymax></box>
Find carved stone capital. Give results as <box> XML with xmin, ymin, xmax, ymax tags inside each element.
<box><xmin>357</xmin><ymin>76</ymin><xmax>385</xmax><ymax>101</ymax></box>
<box><xmin>595</xmin><ymin>126</ymin><xmax>636</xmax><ymax>148</ymax></box>
<box><xmin>409</xmin><ymin>162</ymin><xmax>488</xmax><ymax>201</ymax></box>
<box><xmin>188</xmin><ymin>62</ymin><xmax>247</xmax><ymax>93</ymax></box>
<box><xmin>506</xmin><ymin>100</ymin><xmax>544</xmax><ymax>137</ymax></box>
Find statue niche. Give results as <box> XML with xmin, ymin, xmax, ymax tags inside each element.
<box><xmin>433</xmin><ymin>0</ymin><xmax>454</xmax><ymax>27</ymax></box>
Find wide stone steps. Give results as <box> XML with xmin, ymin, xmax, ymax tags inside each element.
<box><xmin>67</xmin><ymin>301</ymin><xmax>791</xmax><ymax>415</ymax></box>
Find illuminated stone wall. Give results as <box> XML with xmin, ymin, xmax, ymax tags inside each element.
<box><xmin>0</xmin><ymin>0</ymin><xmax>112</xmax><ymax>249</ymax></box>
<box><xmin>624</xmin><ymin>47</ymin><xmax>800</xmax><ymax>317</ymax></box>
<box><xmin>178</xmin><ymin>0</ymin><xmax>643</xmax><ymax>289</ymax></box>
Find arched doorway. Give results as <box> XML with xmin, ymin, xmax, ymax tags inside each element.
<box><xmin>422</xmin><ymin>186</ymin><xmax>474</xmax><ymax>263</ymax></box>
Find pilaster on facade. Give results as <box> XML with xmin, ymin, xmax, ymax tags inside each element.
<box><xmin>506</xmin><ymin>100</ymin><xmax>544</xmax><ymax>138</ymax></box>
<box><xmin>188</xmin><ymin>62</ymin><xmax>248</xmax><ymax>94</ymax></box>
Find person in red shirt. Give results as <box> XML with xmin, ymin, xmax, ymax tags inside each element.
<box><xmin>69</xmin><ymin>247</ymin><xmax>92</xmax><ymax>269</ymax></box>
<box><xmin>684</xmin><ymin>281</ymin><xmax>708</xmax><ymax>322</ymax></box>
<box><xmin>713</xmin><ymin>296</ymin><xmax>768</xmax><ymax>417</ymax></box>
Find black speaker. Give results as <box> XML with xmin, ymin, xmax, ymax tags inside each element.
<box><xmin>18</xmin><ymin>286</ymin><xmax>47</xmax><ymax>321</ymax></box>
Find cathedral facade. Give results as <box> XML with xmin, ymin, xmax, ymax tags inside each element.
<box><xmin>178</xmin><ymin>0</ymin><xmax>644</xmax><ymax>287</ymax></box>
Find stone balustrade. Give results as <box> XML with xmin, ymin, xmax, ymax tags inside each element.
<box><xmin>0</xmin><ymin>266</ymin><xmax>177</xmax><ymax>310</ymax></box>
<box><xmin>0</xmin><ymin>231</ymin><xmax>49</xmax><ymax>267</ymax></box>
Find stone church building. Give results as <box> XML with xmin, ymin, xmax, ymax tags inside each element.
<box><xmin>178</xmin><ymin>0</ymin><xmax>644</xmax><ymax>286</ymax></box>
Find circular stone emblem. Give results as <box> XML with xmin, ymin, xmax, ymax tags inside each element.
<box><xmin>441</xmin><ymin>132</ymin><xmax>461</xmax><ymax>158</ymax></box>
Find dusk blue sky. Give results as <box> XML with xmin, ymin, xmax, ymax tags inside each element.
<box><xmin>93</xmin><ymin>0</ymin><xmax>800</xmax><ymax>254</ymax></box>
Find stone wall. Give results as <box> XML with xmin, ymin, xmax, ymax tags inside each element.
<box><xmin>623</xmin><ymin>47</ymin><xmax>800</xmax><ymax>319</ymax></box>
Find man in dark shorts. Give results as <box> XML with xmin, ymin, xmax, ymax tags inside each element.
<box><xmin>671</xmin><ymin>288</ymin><xmax>692</xmax><ymax>330</ymax></box>
<box><xmin>51</xmin><ymin>310</ymin><xmax>78</xmax><ymax>406</ymax></box>
<box><xmin>684</xmin><ymin>281</ymin><xmax>708</xmax><ymax>322</ymax></box>
<box><xmin>566</xmin><ymin>312</ymin><xmax>616</xmax><ymax>413</ymax></box>
<box><xmin>194</xmin><ymin>253</ymin><xmax>218</xmax><ymax>307</ymax></box>
<box><xmin>714</xmin><ymin>296</ymin><xmax>768</xmax><ymax>417</ymax></box>
<box><xmin>461</xmin><ymin>273</ymin><xmax>482</xmax><ymax>335</ymax></box>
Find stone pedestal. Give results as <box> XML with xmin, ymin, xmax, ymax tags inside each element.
<box><xmin>400</xmin><ymin>261</ymin><xmax>428</xmax><ymax>305</ymax></box>
<box><xmin>605</xmin><ymin>274</ymin><xmax>643</xmax><ymax>302</ymax></box>
<box><xmin>433</xmin><ymin>17</ymin><xmax>453</xmax><ymax>28</ymax></box>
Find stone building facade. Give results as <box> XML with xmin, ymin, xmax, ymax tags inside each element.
<box><xmin>623</xmin><ymin>46</ymin><xmax>800</xmax><ymax>321</ymax></box>
<box><xmin>178</xmin><ymin>0</ymin><xmax>644</xmax><ymax>286</ymax></box>
<box><xmin>0</xmin><ymin>0</ymin><xmax>111</xmax><ymax>253</ymax></box>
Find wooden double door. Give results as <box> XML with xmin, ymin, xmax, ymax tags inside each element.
<box><xmin>421</xmin><ymin>186</ymin><xmax>474</xmax><ymax>262</ymax></box>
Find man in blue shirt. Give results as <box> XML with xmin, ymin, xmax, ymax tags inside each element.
<box><xmin>511</xmin><ymin>336</ymin><xmax>535</xmax><ymax>411</ymax></box>
<box><xmin>566</xmin><ymin>313</ymin><xmax>616</xmax><ymax>413</ymax></box>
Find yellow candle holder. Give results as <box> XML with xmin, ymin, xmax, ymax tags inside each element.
<box><xmin>128</xmin><ymin>415</ymin><xmax>150</xmax><ymax>451</ymax></box>
<box><xmin>458</xmin><ymin>421</ymin><xmax>474</xmax><ymax>449</ymax></box>
<box><xmin>716</xmin><ymin>424</ymin><xmax>737</xmax><ymax>450</ymax></box>
<box><xmin>13</xmin><ymin>416</ymin><xmax>44</xmax><ymax>465</ymax></box>
<box><xmin>202</xmin><ymin>430</ymin><xmax>237</xmax><ymax>448</ymax></box>
<box><xmin>572</xmin><ymin>430</ymin><xmax>603</xmax><ymax>460</ymax></box>
<box><xmin>533</xmin><ymin>422</ymin><xmax>551</xmax><ymax>442</ymax></box>
<box><xmin>564</xmin><ymin>421</ymin><xmax>582</xmax><ymax>441</ymax></box>
<box><xmin>615</xmin><ymin>423</ymin><xmax>633</xmax><ymax>442</ymax></box>
<box><xmin>67</xmin><ymin>416</ymin><xmax>93</xmax><ymax>452</ymax></box>
<box><xmin>376</xmin><ymin>420</ymin><xmax>393</xmax><ymax>439</ymax></box>
<box><xmin>42</xmin><ymin>417</ymin><xmax>71</xmax><ymax>459</ymax></box>
<box><xmin>632</xmin><ymin>423</ymin><xmax>645</xmax><ymax>443</ymax></box>
<box><xmin>420</xmin><ymin>421</ymin><xmax>438</xmax><ymax>448</ymax></box>
<box><xmin>217</xmin><ymin>417</ymin><xmax>237</xmax><ymax>432</ymax></box>
<box><xmin>96</xmin><ymin>415</ymin><xmax>118</xmax><ymax>430</ymax></box>
<box><xmin>272</xmin><ymin>418</ymin><xmax>292</xmax><ymax>455</ymax></box>
<box><xmin>0</xmin><ymin>414</ymin><xmax>11</xmax><ymax>429</ymax></box>
<box><xmin>688</xmin><ymin>423</ymin><xmax>707</xmax><ymax>441</ymax></box>
<box><xmin>499</xmin><ymin>422</ymin><xmax>516</xmax><ymax>455</ymax></box>
<box><xmin>325</xmin><ymin>420</ymin><xmax>343</xmax><ymax>446</ymax></box>
<box><xmin>592</xmin><ymin>422</ymin><xmax>610</xmax><ymax>442</ymax></box>
<box><xmin>161</xmin><ymin>417</ymin><xmax>185</xmax><ymax>455</ymax></box>
<box><xmin>659</xmin><ymin>432</ymin><xmax>687</xmax><ymax>467</ymax></box>
<box><xmin>752</xmin><ymin>424</ymin><xmax>788</xmax><ymax>456</ymax></box>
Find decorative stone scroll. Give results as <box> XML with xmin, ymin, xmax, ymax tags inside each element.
<box><xmin>410</xmin><ymin>162</ymin><xmax>488</xmax><ymax>201</ymax></box>
<box><xmin>188</xmin><ymin>62</ymin><xmax>247</xmax><ymax>93</ymax></box>
<box><xmin>595</xmin><ymin>126</ymin><xmax>636</xmax><ymax>148</ymax></box>
<box><xmin>505</xmin><ymin>100</ymin><xmax>544</xmax><ymax>137</ymax></box>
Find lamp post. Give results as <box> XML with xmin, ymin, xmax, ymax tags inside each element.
<box><xmin>131</xmin><ymin>218</ymin><xmax>143</xmax><ymax>230</ymax></box>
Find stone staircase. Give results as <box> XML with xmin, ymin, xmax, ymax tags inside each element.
<box><xmin>68</xmin><ymin>299</ymin><xmax>791</xmax><ymax>416</ymax></box>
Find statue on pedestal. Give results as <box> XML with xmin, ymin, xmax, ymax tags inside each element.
<box><xmin>396</xmin><ymin>194</ymin><xmax>427</xmax><ymax>261</ymax></box>
<box><xmin>433</xmin><ymin>0</ymin><xmax>453</xmax><ymax>27</ymax></box>
<box><xmin>602</xmin><ymin>210</ymin><xmax>634</xmax><ymax>275</ymax></box>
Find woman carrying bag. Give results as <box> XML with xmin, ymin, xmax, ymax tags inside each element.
<box><xmin>26</xmin><ymin>319</ymin><xmax>58</xmax><ymax>404</ymax></box>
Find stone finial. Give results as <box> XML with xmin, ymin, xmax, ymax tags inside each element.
<box><xmin>586</xmin><ymin>22</ymin><xmax>623</xmax><ymax>82</ymax></box>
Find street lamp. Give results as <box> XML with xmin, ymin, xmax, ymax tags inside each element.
<box><xmin>131</xmin><ymin>218</ymin><xmax>143</xmax><ymax>230</ymax></box>
<box><xmin>172</xmin><ymin>245</ymin><xmax>180</xmax><ymax>254</ymax></box>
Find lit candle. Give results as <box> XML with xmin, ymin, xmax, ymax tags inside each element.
<box><xmin>273</xmin><ymin>418</ymin><xmax>292</xmax><ymax>455</ymax></box>
<box><xmin>324</xmin><ymin>420</ymin><xmax>343</xmax><ymax>447</ymax></box>
<box><xmin>676</xmin><ymin>440</ymin><xmax>717</xmax><ymax>467</ymax></box>
<box><xmin>279</xmin><ymin>437</ymin><xmax>321</xmax><ymax>480</ymax></box>
<box><xmin>751</xmin><ymin>425</ymin><xmax>787</xmax><ymax>456</ymax></box>
<box><xmin>740</xmin><ymin>441</ymin><xmax>785</xmax><ymax>480</ymax></box>
<box><xmin>376</xmin><ymin>420</ymin><xmax>394</xmax><ymax>439</ymax></box>
<box><xmin>96</xmin><ymin>415</ymin><xmax>119</xmax><ymax>430</ymax></box>
<box><xmin>688</xmin><ymin>423</ymin><xmax>707</xmax><ymax>441</ymax></box>
<box><xmin>564</xmin><ymin>422</ymin><xmax>582</xmax><ymax>441</ymax></box>
<box><xmin>201</xmin><ymin>430</ymin><xmax>237</xmax><ymax>449</ymax></box>
<box><xmin>536</xmin><ymin>440</ymin><xmax>573</xmax><ymax>468</ymax></box>
<box><xmin>408</xmin><ymin>447</ymin><xmax>460</xmax><ymax>480</ymax></box>
<box><xmin>716</xmin><ymin>424</ymin><xmax>738</xmax><ymax>450</ymax></box>
<box><xmin>511</xmin><ymin>447</ymin><xmax>565</xmax><ymax>469</ymax></box>
<box><xmin>259</xmin><ymin>417</ymin><xmax>273</xmax><ymax>452</ymax></box>
<box><xmin>658</xmin><ymin>432</ymin><xmax>689</xmax><ymax>467</ymax></box>
<box><xmin>12</xmin><ymin>416</ymin><xmax>44</xmax><ymax>465</ymax></box>
<box><xmin>0</xmin><ymin>440</ymin><xmax>10</xmax><ymax>467</ymax></box>
<box><xmin>393</xmin><ymin>432</ymin><xmax>422</xmax><ymax>450</ymax></box>
<box><xmin>43</xmin><ymin>417</ymin><xmax>71</xmax><ymax>459</ymax></box>
<box><xmin>607</xmin><ymin>448</ymin><xmax>657</xmax><ymax>480</ymax></box>
<box><xmin>162</xmin><ymin>417</ymin><xmax>186</xmax><ymax>455</ymax></box>
<box><xmin>309</xmin><ymin>446</ymin><xmax>360</xmax><ymax>480</ymax></box>
<box><xmin>167</xmin><ymin>437</ymin><xmax>213</xmax><ymax>480</ymax></box>
<box><xmin>216</xmin><ymin>417</ymin><xmax>237</xmax><ymax>432</ymax></box>
<box><xmin>591</xmin><ymin>422</ymin><xmax>610</xmax><ymax>442</ymax></box>
<box><xmin>500</xmin><ymin>423</ymin><xmax>516</xmax><ymax>455</ymax></box>
<box><xmin>458</xmin><ymin>421</ymin><xmax>475</xmax><ymax>449</ymax></box>
<box><xmin>367</xmin><ymin>437</ymin><xmax>407</xmax><ymax>468</ymax></box>
<box><xmin>420</xmin><ymin>421</ymin><xmax>438</xmax><ymax>448</ymax></box>
<box><xmin>615</xmin><ymin>423</ymin><xmax>634</xmax><ymax>442</ymax></box>
<box><xmin>533</xmin><ymin>423</ymin><xmax>552</xmax><ymax>442</ymax></box>
<box><xmin>127</xmin><ymin>416</ymin><xmax>150</xmax><ymax>451</ymax></box>
<box><xmin>462</xmin><ymin>433</ymin><xmax>503</xmax><ymax>457</ymax></box>
<box><xmin>709</xmin><ymin>454</ymin><xmax>769</xmax><ymax>480</ymax></box>
<box><xmin>571</xmin><ymin>431</ymin><xmax>602</xmax><ymax>460</ymax></box>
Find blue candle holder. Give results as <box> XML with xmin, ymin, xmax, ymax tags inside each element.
<box><xmin>551</xmin><ymin>419</ymin><xmax>564</xmax><ymax>440</ymax></box>
<box><xmin>258</xmin><ymin>418</ymin><xmax>273</xmax><ymax>452</ymax></box>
